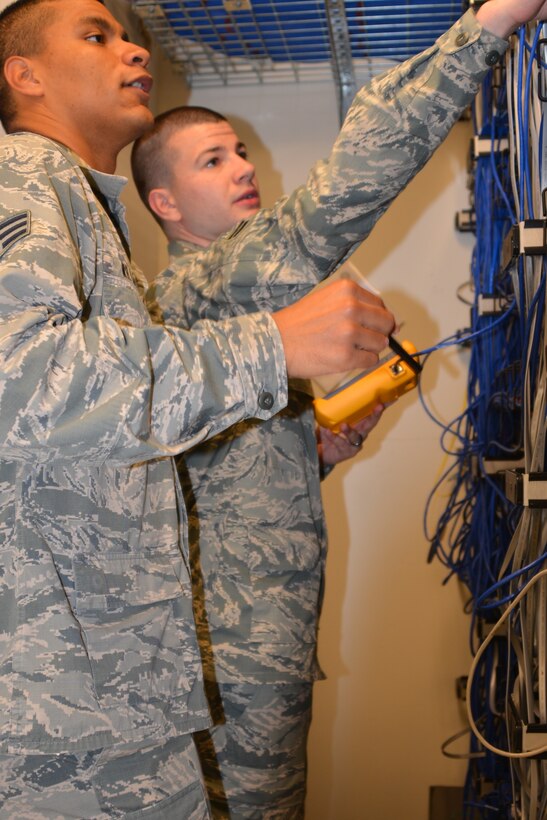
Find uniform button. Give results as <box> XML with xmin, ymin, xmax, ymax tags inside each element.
<box><xmin>258</xmin><ymin>391</ymin><xmax>274</xmax><ymax>410</ymax></box>
<box><xmin>455</xmin><ymin>32</ymin><xmax>469</xmax><ymax>46</ymax></box>
<box><xmin>485</xmin><ymin>50</ymin><xmax>500</xmax><ymax>66</ymax></box>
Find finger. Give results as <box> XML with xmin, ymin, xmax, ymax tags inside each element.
<box><xmin>351</xmin><ymin>405</ymin><xmax>384</xmax><ymax>436</ymax></box>
<box><xmin>338</xmin><ymin>424</ymin><xmax>363</xmax><ymax>448</ymax></box>
<box><xmin>348</xmin><ymin>292</ymin><xmax>396</xmax><ymax>337</ymax></box>
<box><xmin>344</xmin><ymin>429</ymin><xmax>363</xmax><ymax>448</ymax></box>
<box><xmin>326</xmin><ymin>278</ymin><xmax>385</xmax><ymax>307</ymax></box>
<box><xmin>343</xmin><ymin>323</ymin><xmax>391</xmax><ymax>357</ymax></box>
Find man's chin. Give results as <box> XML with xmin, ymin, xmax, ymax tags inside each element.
<box><xmin>237</xmin><ymin>203</ymin><xmax>261</xmax><ymax>219</ymax></box>
<box><xmin>127</xmin><ymin>107</ymin><xmax>155</xmax><ymax>141</ymax></box>
<box><xmin>135</xmin><ymin>108</ymin><xmax>154</xmax><ymax>139</ymax></box>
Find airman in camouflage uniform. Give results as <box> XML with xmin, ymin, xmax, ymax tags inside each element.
<box><xmin>0</xmin><ymin>1</ymin><xmax>399</xmax><ymax>816</ymax></box>
<box><xmin>135</xmin><ymin>6</ymin><xmax>520</xmax><ymax>818</ymax></box>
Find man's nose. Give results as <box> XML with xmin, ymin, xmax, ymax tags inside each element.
<box><xmin>125</xmin><ymin>43</ymin><xmax>151</xmax><ymax>69</ymax></box>
<box><xmin>236</xmin><ymin>157</ymin><xmax>256</xmax><ymax>182</ymax></box>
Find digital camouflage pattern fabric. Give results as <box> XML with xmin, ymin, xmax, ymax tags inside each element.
<box><xmin>149</xmin><ymin>12</ymin><xmax>507</xmax><ymax>816</ymax></box>
<box><xmin>149</xmin><ymin>10</ymin><xmax>508</xmax><ymax>689</ymax></box>
<box><xmin>0</xmin><ymin>734</ymin><xmax>210</xmax><ymax>819</ymax></box>
<box><xmin>194</xmin><ymin>682</ymin><xmax>312</xmax><ymax>819</ymax></box>
<box><xmin>0</xmin><ymin>133</ymin><xmax>289</xmax><ymax>758</ymax></box>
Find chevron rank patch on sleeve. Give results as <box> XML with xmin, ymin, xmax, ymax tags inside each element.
<box><xmin>0</xmin><ymin>211</ymin><xmax>31</xmax><ymax>258</ymax></box>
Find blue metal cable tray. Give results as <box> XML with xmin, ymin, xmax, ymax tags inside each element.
<box><xmin>159</xmin><ymin>1</ymin><xmax>463</xmax><ymax>64</ymax></box>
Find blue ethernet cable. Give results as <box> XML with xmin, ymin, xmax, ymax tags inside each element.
<box><xmin>423</xmin><ymin>34</ymin><xmax>546</xmax><ymax>810</ymax></box>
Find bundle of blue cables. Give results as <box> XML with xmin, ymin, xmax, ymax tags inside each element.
<box><xmin>423</xmin><ymin>47</ymin><xmax>545</xmax><ymax>814</ymax></box>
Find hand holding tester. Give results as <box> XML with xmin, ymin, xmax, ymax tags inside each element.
<box><xmin>313</xmin><ymin>338</ymin><xmax>422</xmax><ymax>432</ymax></box>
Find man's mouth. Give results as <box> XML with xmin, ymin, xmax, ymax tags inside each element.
<box><xmin>124</xmin><ymin>75</ymin><xmax>153</xmax><ymax>94</ymax></box>
<box><xmin>235</xmin><ymin>189</ymin><xmax>259</xmax><ymax>205</ymax></box>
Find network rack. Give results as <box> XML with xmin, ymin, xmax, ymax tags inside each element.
<box><xmin>427</xmin><ymin>17</ymin><xmax>547</xmax><ymax>820</ymax></box>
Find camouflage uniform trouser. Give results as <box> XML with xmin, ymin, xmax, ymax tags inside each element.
<box><xmin>194</xmin><ymin>681</ymin><xmax>313</xmax><ymax>819</ymax></box>
<box><xmin>0</xmin><ymin>733</ymin><xmax>211</xmax><ymax>819</ymax></box>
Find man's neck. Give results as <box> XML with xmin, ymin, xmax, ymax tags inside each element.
<box><xmin>167</xmin><ymin>223</ymin><xmax>213</xmax><ymax>248</ymax></box>
<box><xmin>10</xmin><ymin>116</ymin><xmax>119</xmax><ymax>174</ymax></box>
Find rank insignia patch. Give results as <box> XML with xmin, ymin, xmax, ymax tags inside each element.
<box><xmin>0</xmin><ymin>211</ymin><xmax>31</xmax><ymax>258</ymax></box>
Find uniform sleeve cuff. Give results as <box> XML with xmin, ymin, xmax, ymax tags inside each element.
<box><xmin>226</xmin><ymin>311</ymin><xmax>289</xmax><ymax>420</ymax></box>
<box><xmin>437</xmin><ymin>8</ymin><xmax>509</xmax><ymax>68</ymax></box>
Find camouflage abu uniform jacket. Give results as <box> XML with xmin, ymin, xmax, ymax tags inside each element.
<box><xmin>0</xmin><ymin>133</ymin><xmax>289</xmax><ymax>755</ymax></box>
<box><xmin>148</xmin><ymin>11</ymin><xmax>507</xmax><ymax>685</ymax></box>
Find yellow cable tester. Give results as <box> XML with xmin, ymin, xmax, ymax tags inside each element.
<box><xmin>313</xmin><ymin>338</ymin><xmax>422</xmax><ymax>432</ymax></box>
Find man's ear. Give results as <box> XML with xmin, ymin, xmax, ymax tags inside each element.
<box><xmin>3</xmin><ymin>56</ymin><xmax>44</xmax><ymax>99</ymax></box>
<box><xmin>148</xmin><ymin>188</ymin><xmax>181</xmax><ymax>224</ymax></box>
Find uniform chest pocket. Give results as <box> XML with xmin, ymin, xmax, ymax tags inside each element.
<box><xmin>73</xmin><ymin>553</ymin><xmax>190</xmax><ymax>710</ymax></box>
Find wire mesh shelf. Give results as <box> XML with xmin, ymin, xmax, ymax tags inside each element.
<box><xmin>131</xmin><ymin>0</ymin><xmax>463</xmax><ymax>90</ymax></box>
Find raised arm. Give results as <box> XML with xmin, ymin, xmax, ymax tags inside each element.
<box><xmin>155</xmin><ymin>7</ymin><xmax>510</xmax><ymax>329</ymax></box>
<box><xmin>476</xmin><ymin>0</ymin><xmax>547</xmax><ymax>39</ymax></box>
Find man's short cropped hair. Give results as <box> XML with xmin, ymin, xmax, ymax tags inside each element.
<box><xmin>131</xmin><ymin>105</ymin><xmax>228</xmax><ymax>223</ymax></box>
<box><xmin>0</xmin><ymin>0</ymin><xmax>103</xmax><ymax>131</ymax></box>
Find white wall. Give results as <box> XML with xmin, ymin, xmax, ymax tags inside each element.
<box><xmin>122</xmin><ymin>48</ymin><xmax>476</xmax><ymax>818</ymax></box>
<box><xmin>307</xmin><ymin>124</ymin><xmax>475</xmax><ymax>820</ymax></box>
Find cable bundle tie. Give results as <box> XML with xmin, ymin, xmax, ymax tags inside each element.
<box><xmin>501</xmin><ymin>219</ymin><xmax>547</xmax><ymax>270</ymax></box>
<box><xmin>476</xmin><ymin>615</ymin><xmax>508</xmax><ymax>639</ymax></box>
<box><xmin>520</xmin><ymin>724</ymin><xmax>547</xmax><ymax>759</ymax></box>
<box><xmin>476</xmin><ymin>294</ymin><xmax>512</xmax><ymax>315</ymax></box>
<box><xmin>481</xmin><ymin>454</ymin><xmax>525</xmax><ymax>475</ymax></box>
<box><xmin>504</xmin><ymin>468</ymin><xmax>547</xmax><ymax>507</ymax></box>
<box><xmin>455</xmin><ymin>208</ymin><xmax>477</xmax><ymax>233</ymax></box>
<box><xmin>472</xmin><ymin>135</ymin><xmax>509</xmax><ymax>158</ymax></box>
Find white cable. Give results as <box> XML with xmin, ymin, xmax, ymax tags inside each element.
<box><xmin>466</xmin><ymin>569</ymin><xmax>547</xmax><ymax>759</ymax></box>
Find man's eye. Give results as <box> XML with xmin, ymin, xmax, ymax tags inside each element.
<box><xmin>238</xmin><ymin>151</ymin><xmax>248</xmax><ymax>160</ymax></box>
<box><xmin>86</xmin><ymin>33</ymin><xmax>105</xmax><ymax>44</ymax></box>
<box><xmin>205</xmin><ymin>158</ymin><xmax>219</xmax><ymax>168</ymax></box>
